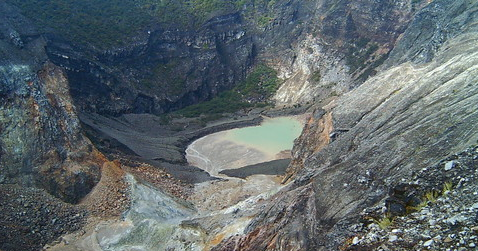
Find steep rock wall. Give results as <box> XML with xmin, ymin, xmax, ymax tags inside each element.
<box><xmin>46</xmin><ymin>12</ymin><xmax>255</xmax><ymax>115</ymax></box>
<box><xmin>7</xmin><ymin>0</ymin><xmax>418</xmax><ymax>115</ymax></box>
<box><xmin>214</xmin><ymin>1</ymin><xmax>478</xmax><ymax>250</ymax></box>
<box><xmin>0</xmin><ymin>1</ymin><xmax>101</xmax><ymax>203</ymax></box>
<box><xmin>273</xmin><ymin>0</ymin><xmax>417</xmax><ymax>106</ymax></box>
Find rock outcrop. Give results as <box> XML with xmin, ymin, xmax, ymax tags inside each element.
<box><xmin>273</xmin><ymin>0</ymin><xmax>418</xmax><ymax>106</ymax></box>
<box><xmin>0</xmin><ymin>1</ymin><xmax>101</xmax><ymax>203</ymax></box>
<box><xmin>214</xmin><ymin>0</ymin><xmax>478</xmax><ymax>250</ymax></box>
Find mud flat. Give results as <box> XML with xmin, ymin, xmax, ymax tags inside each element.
<box><xmin>219</xmin><ymin>158</ymin><xmax>291</xmax><ymax>179</ymax></box>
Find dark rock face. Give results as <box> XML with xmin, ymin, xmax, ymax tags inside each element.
<box><xmin>0</xmin><ymin>1</ymin><xmax>100</xmax><ymax>203</ymax></box>
<box><xmin>6</xmin><ymin>0</ymin><xmax>417</xmax><ymax>116</ymax></box>
<box><xmin>214</xmin><ymin>1</ymin><xmax>478</xmax><ymax>250</ymax></box>
<box><xmin>45</xmin><ymin>12</ymin><xmax>255</xmax><ymax>115</ymax></box>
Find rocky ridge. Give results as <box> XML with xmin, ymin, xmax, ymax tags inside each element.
<box><xmin>213</xmin><ymin>0</ymin><xmax>478</xmax><ymax>250</ymax></box>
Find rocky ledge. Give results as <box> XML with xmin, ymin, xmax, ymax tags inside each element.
<box><xmin>345</xmin><ymin>146</ymin><xmax>478</xmax><ymax>250</ymax></box>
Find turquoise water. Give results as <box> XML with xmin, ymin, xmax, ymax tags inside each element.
<box><xmin>224</xmin><ymin>117</ymin><xmax>303</xmax><ymax>155</ymax></box>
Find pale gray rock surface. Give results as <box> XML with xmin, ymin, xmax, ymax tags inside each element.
<box><xmin>214</xmin><ymin>1</ymin><xmax>478</xmax><ymax>250</ymax></box>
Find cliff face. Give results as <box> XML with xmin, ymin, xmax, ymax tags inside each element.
<box><xmin>0</xmin><ymin>1</ymin><xmax>101</xmax><ymax>203</ymax></box>
<box><xmin>6</xmin><ymin>0</ymin><xmax>417</xmax><ymax>116</ymax></box>
<box><xmin>44</xmin><ymin>0</ymin><xmax>311</xmax><ymax>115</ymax></box>
<box><xmin>46</xmin><ymin>13</ymin><xmax>255</xmax><ymax>115</ymax></box>
<box><xmin>273</xmin><ymin>0</ymin><xmax>417</xmax><ymax>106</ymax></box>
<box><xmin>214</xmin><ymin>0</ymin><xmax>478</xmax><ymax>250</ymax></box>
<box><xmin>56</xmin><ymin>0</ymin><xmax>316</xmax><ymax>115</ymax></box>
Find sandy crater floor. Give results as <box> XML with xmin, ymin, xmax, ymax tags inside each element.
<box><xmin>186</xmin><ymin>116</ymin><xmax>305</xmax><ymax>212</ymax></box>
<box><xmin>186</xmin><ymin>131</ymin><xmax>284</xmax><ymax>212</ymax></box>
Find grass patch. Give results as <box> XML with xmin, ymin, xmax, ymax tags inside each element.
<box><xmin>410</xmin><ymin>182</ymin><xmax>453</xmax><ymax>212</ymax></box>
<box><xmin>442</xmin><ymin>181</ymin><xmax>453</xmax><ymax>194</ymax></box>
<box><xmin>366</xmin><ymin>212</ymin><xmax>394</xmax><ymax>230</ymax></box>
<box><xmin>424</xmin><ymin>190</ymin><xmax>440</xmax><ymax>203</ymax></box>
<box><xmin>371</xmin><ymin>181</ymin><xmax>454</xmax><ymax>229</ymax></box>
<box><xmin>309</xmin><ymin>71</ymin><xmax>321</xmax><ymax>83</ymax></box>
<box><xmin>178</xmin><ymin>91</ymin><xmax>249</xmax><ymax>118</ymax></box>
<box><xmin>374</xmin><ymin>215</ymin><xmax>394</xmax><ymax>229</ymax></box>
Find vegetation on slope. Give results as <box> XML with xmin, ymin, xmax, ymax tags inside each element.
<box><xmin>6</xmin><ymin>0</ymin><xmax>151</xmax><ymax>49</ymax></box>
<box><xmin>177</xmin><ymin>64</ymin><xmax>280</xmax><ymax>118</ymax></box>
<box><xmin>6</xmin><ymin>0</ymin><xmax>278</xmax><ymax>49</ymax></box>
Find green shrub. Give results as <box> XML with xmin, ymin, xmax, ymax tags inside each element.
<box><xmin>442</xmin><ymin>181</ymin><xmax>453</xmax><ymax>194</ymax></box>
<box><xmin>374</xmin><ymin>216</ymin><xmax>394</xmax><ymax>229</ymax></box>
<box><xmin>309</xmin><ymin>71</ymin><xmax>321</xmax><ymax>83</ymax></box>
<box><xmin>176</xmin><ymin>64</ymin><xmax>279</xmax><ymax>117</ymax></box>
<box><xmin>7</xmin><ymin>0</ymin><xmax>278</xmax><ymax>49</ymax></box>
